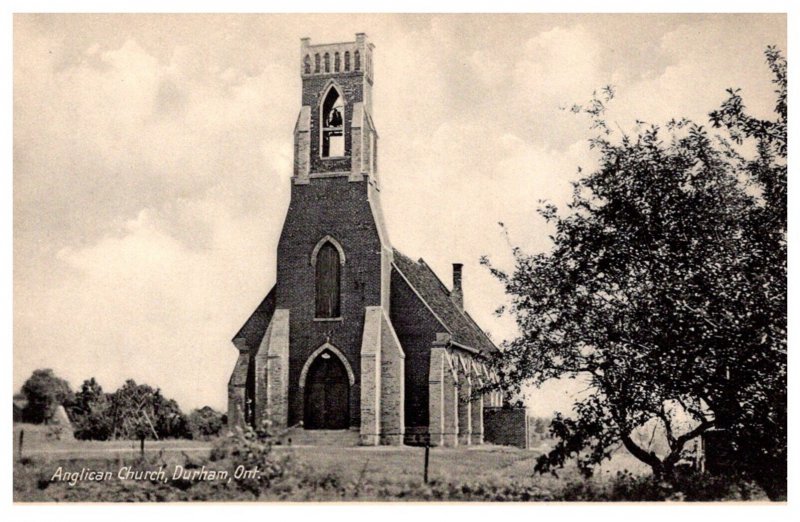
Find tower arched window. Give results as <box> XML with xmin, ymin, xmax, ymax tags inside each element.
<box><xmin>321</xmin><ymin>86</ymin><xmax>344</xmax><ymax>157</ymax></box>
<box><xmin>334</xmin><ymin>52</ymin><xmax>340</xmax><ymax>72</ymax></box>
<box><xmin>324</xmin><ymin>53</ymin><xmax>330</xmax><ymax>73</ymax></box>
<box><xmin>303</xmin><ymin>55</ymin><xmax>311</xmax><ymax>75</ymax></box>
<box><xmin>344</xmin><ymin>51</ymin><xmax>350</xmax><ymax>71</ymax></box>
<box><xmin>314</xmin><ymin>53</ymin><xmax>320</xmax><ymax>73</ymax></box>
<box><xmin>315</xmin><ymin>241</ymin><xmax>341</xmax><ymax>318</ymax></box>
<box><xmin>354</xmin><ymin>50</ymin><xmax>361</xmax><ymax>71</ymax></box>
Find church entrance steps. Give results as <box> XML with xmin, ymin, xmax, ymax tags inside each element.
<box><xmin>283</xmin><ymin>428</ymin><xmax>361</xmax><ymax>447</ymax></box>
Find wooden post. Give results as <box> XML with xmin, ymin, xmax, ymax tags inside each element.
<box><xmin>140</xmin><ymin>436</ymin><xmax>145</xmax><ymax>458</ymax></box>
<box><xmin>19</xmin><ymin>429</ymin><xmax>24</xmax><ymax>460</ymax></box>
<box><xmin>423</xmin><ymin>443</ymin><xmax>430</xmax><ymax>484</ymax></box>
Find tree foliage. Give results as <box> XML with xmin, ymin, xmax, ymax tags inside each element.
<box><xmin>64</xmin><ymin>377</ymin><xmax>191</xmax><ymax>440</ymax></box>
<box><xmin>483</xmin><ymin>48</ymin><xmax>786</xmax><ymax>497</ymax></box>
<box><xmin>107</xmin><ymin>379</ymin><xmax>190</xmax><ymax>440</ymax></box>
<box><xmin>20</xmin><ymin>369</ymin><xmax>73</xmax><ymax>424</ymax></box>
<box><xmin>70</xmin><ymin>378</ymin><xmax>114</xmax><ymax>440</ymax></box>
<box><xmin>188</xmin><ymin>406</ymin><xmax>227</xmax><ymax>440</ymax></box>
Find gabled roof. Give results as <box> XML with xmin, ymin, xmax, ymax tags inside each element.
<box><xmin>392</xmin><ymin>249</ymin><xmax>498</xmax><ymax>356</ymax></box>
<box><xmin>233</xmin><ymin>285</ymin><xmax>276</xmax><ymax>349</ymax></box>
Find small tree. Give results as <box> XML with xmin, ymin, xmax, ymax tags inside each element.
<box><xmin>108</xmin><ymin>380</ymin><xmax>190</xmax><ymax>439</ymax></box>
<box><xmin>153</xmin><ymin>392</ymin><xmax>191</xmax><ymax>439</ymax></box>
<box><xmin>188</xmin><ymin>406</ymin><xmax>226</xmax><ymax>440</ymax></box>
<box><xmin>20</xmin><ymin>369</ymin><xmax>72</xmax><ymax>424</ymax></box>
<box><xmin>70</xmin><ymin>378</ymin><xmax>113</xmax><ymax>440</ymax></box>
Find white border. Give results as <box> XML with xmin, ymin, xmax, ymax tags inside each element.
<box><xmin>3</xmin><ymin>2</ymin><xmax>796</xmax><ymax>522</ymax></box>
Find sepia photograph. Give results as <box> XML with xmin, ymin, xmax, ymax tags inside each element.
<box><xmin>10</xmin><ymin>7</ymin><xmax>789</xmax><ymax>504</ymax></box>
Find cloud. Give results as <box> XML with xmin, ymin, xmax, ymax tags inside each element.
<box><xmin>512</xmin><ymin>25</ymin><xmax>606</xmax><ymax>113</ymax></box>
<box><xmin>17</xmin><ymin>186</ymin><xmax>282</xmax><ymax>410</ymax></box>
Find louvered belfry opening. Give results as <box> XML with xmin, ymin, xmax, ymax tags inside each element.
<box><xmin>315</xmin><ymin>241</ymin><xmax>341</xmax><ymax>318</ymax></box>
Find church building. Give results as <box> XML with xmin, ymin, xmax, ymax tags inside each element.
<box><xmin>227</xmin><ymin>34</ymin><xmax>502</xmax><ymax>446</ymax></box>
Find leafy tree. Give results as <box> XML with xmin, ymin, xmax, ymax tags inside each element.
<box><xmin>20</xmin><ymin>369</ymin><xmax>73</xmax><ymax>424</ymax></box>
<box><xmin>483</xmin><ymin>48</ymin><xmax>786</xmax><ymax>498</ymax></box>
<box><xmin>706</xmin><ymin>46</ymin><xmax>786</xmax><ymax>499</ymax></box>
<box><xmin>153</xmin><ymin>393</ymin><xmax>191</xmax><ymax>439</ymax></box>
<box><xmin>70</xmin><ymin>378</ymin><xmax>113</xmax><ymax>440</ymax></box>
<box><xmin>108</xmin><ymin>379</ymin><xmax>190</xmax><ymax>440</ymax></box>
<box><xmin>188</xmin><ymin>406</ymin><xmax>227</xmax><ymax>439</ymax></box>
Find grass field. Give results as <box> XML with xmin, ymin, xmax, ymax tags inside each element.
<box><xmin>13</xmin><ymin>422</ymin><xmax>647</xmax><ymax>484</ymax></box>
<box><xmin>16</xmin><ymin>423</ymin><xmax>763</xmax><ymax>502</ymax></box>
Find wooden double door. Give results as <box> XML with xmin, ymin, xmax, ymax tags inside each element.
<box><xmin>303</xmin><ymin>351</ymin><xmax>350</xmax><ymax>429</ymax></box>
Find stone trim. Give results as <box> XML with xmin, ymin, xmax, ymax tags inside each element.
<box><xmin>293</xmin><ymin>106</ymin><xmax>311</xmax><ymax>182</ymax></box>
<box><xmin>456</xmin><ymin>353</ymin><xmax>473</xmax><ymax>445</ymax></box>
<box><xmin>427</xmin><ymin>345</ymin><xmax>446</xmax><ymax>447</ymax></box>
<box><xmin>441</xmin><ymin>348</ymin><xmax>460</xmax><ymax>447</ymax></box>
<box><xmin>226</xmin><ymin>352</ymin><xmax>250</xmax><ymax>430</ymax></box>
<box><xmin>349</xmin><ymin>102</ymin><xmax>365</xmax><ymax>182</ymax></box>
<box><xmin>310</xmin><ymin>235</ymin><xmax>346</xmax><ymax>266</ymax></box>
<box><xmin>254</xmin><ymin>309</ymin><xmax>290</xmax><ymax>429</ymax></box>
<box><xmin>309</xmin><ymin>172</ymin><xmax>350</xmax><ymax>179</ymax></box>
<box><xmin>450</xmin><ymin>340</ymin><xmax>480</xmax><ymax>355</ymax></box>
<box><xmin>298</xmin><ymin>342</ymin><xmax>356</xmax><ymax>388</ymax></box>
<box><xmin>317</xmin><ymin>79</ymin><xmax>349</xmax><ymax>110</ymax></box>
<box><xmin>360</xmin><ymin>307</ymin><xmax>382</xmax><ymax>445</ymax></box>
<box><xmin>470</xmin><ymin>359</ymin><xmax>485</xmax><ymax>444</ymax></box>
<box><xmin>379</xmin><ymin>309</ymin><xmax>405</xmax><ymax>444</ymax></box>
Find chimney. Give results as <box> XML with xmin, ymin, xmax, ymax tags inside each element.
<box><xmin>451</xmin><ymin>263</ymin><xmax>464</xmax><ymax>311</ymax></box>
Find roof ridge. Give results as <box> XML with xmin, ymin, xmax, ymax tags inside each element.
<box><xmin>392</xmin><ymin>249</ymin><xmax>497</xmax><ymax>355</ymax></box>
<box><xmin>416</xmin><ymin>258</ymin><xmax>453</xmax><ymax>298</ymax></box>
<box><xmin>418</xmin><ymin>258</ymin><xmax>498</xmax><ymax>352</ymax></box>
<box><xmin>391</xmin><ymin>259</ymin><xmax>452</xmax><ymax>336</ymax></box>
<box><xmin>462</xmin><ymin>309</ymin><xmax>498</xmax><ymax>351</ymax></box>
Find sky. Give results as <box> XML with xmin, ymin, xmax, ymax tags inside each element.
<box><xmin>13</xmin><ymin>13</ymin><xmax>786</xmax><ymax>416</ymax></box>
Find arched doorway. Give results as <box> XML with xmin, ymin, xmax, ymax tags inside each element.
<box><xmin>303</xmin><ymin>350</ymin><xmax>350</xmax><ymax>429</ymax></box>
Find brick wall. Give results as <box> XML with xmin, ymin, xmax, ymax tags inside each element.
<box><xmin>390</xmin><ymin>268</ymin><xmax>444</xmax><ymax>429</ymax></box>
<box><xmin>277</xmin><ymin>177</ymin><xmax>385</xmax><ymax>428</ymax></box>
<box><xmin>483</xmin><ymin>406</ymin><xmax>529</xmax><ymax>449</ymax></box>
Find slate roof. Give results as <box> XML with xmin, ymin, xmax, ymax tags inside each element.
<box><xmin>233</xmin><ymin>285</ymin><xmax>276</xmax><ymax>348</ymax></box>
<box><xmin>392</xmin><ymin>249</ymin><xmax>498</xmax><ymax>356</ymax></box>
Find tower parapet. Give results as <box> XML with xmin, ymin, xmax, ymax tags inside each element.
<box><xmin>301</xmin><ymin>33</ymin><xmax>374</xmax><ymax>87</ymax></box>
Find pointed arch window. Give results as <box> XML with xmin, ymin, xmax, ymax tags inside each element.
<box><xmin>354</xmin><ymin>50</ymin><xmax>361</xmax><ymax>71</ymax></box>
<box><xmin>315</xmin><ymin>241</ymin><xmax>342</xmax><ymax>318</ymax></box>
<box><xmin>304</xmin><ymin>55</ymin><xmax>311</xmax><ymax>75</ymax></box>
<box><xmin>334</xmin><ymin>52</ymin><xmax>340</xmax><ymax>72</ymax></box>
<box><xmin>314</xmin><ymin>53</ymin><xmax>320</xmax><ymax>73</ymax></box>
<box><xmin>344</xmin><ymin>51</ymin><xmax>350</xmax><ymax>71</ymax></box>
<box><xmin>321</xmin><ymin>86</ymin><xmax>344</xmax><ymax>157</ymax></box>
<box><xmin>324</xmin><ymin>53</ymin><xmax>330</xmax><ymax>73</ymax></box>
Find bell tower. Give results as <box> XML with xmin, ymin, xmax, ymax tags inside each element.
<box><xmin>246</xmin><ymin>32</ymin><xmax>403</xmax><ymax>444</ymax></box>
<box><xmin>294</xmin><ymin>33</ymin><xmax>378</xmax><ymax>184</ymax></box>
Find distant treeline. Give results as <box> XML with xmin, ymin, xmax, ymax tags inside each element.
<box><xmin>14</xmin><ymin>368</ymin><xmax>225</xmax><ymax>440</ymax></box>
